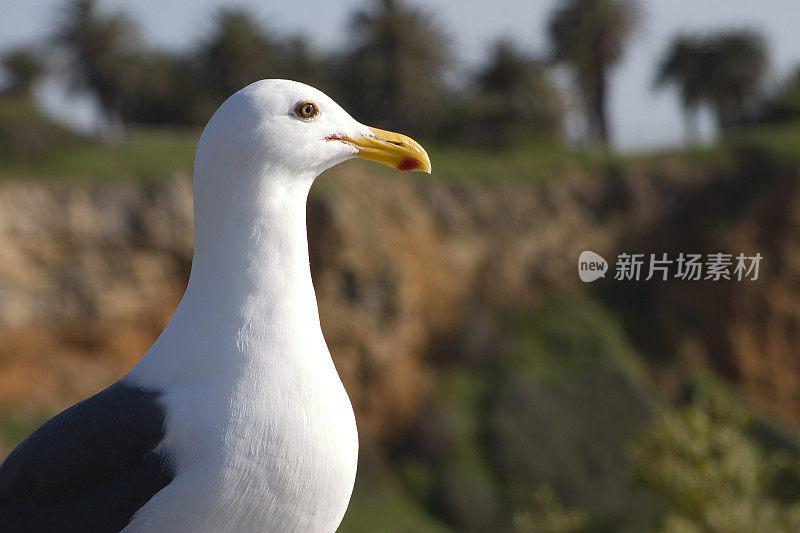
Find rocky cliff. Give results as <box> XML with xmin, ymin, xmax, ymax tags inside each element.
<box><xmin>0</xmin><ymin>152</ymin><xmax>798</xmax><ymax>451</ymax></box>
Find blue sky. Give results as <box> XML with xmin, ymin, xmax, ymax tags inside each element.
<box><xmin>2</xmin><ymin>0</ymin><xmax>800</xmax><ymax>151</ymax></box>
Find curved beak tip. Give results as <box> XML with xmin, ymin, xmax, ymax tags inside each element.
<box><xmin>341</xmin><ymin>126</ymin><xmax>431</xmax><ymax>175</ymax></box>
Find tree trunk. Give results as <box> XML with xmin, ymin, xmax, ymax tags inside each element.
<box><xmin>683</xmin><ymin>108</ymin><xmax>698</xmax><ymax>145</ymax></box>
<box><xmin>584</xmin><ymin>64</ymin><xmax>609</xmax><ymax>147</ymax></box>
<box><xmin>716</xmin><ymin>100</ymin><xmax>732</xmax><ymax>135</ymax></box>
<box><xmin>594</xmin><ymin>68</ymin><xmax>609</xmax><ymax>146</ymax></box>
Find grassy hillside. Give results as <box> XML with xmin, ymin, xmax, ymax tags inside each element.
<box><xmin>3</xmin><ymin>89</ymin><xmax>799</xmax><ymax>186</ymax></box>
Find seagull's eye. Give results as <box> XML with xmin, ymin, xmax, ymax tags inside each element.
<box><xmin>294</xmin><ymin>101</ymin><xmax>318</xmax><ymax>120</ymax></box>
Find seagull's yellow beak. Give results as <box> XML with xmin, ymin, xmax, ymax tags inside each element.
<box><xmin>339</xmin><ymin>126</ymin><xmax>431</xmax><ymax>174</ymax></box>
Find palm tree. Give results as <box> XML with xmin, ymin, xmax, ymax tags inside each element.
<box><xmin>340</xmin><ymin>0</ymin><xmax>449</xmax><ymax>136</ymax></box>
<box><xmin>547</xmin><ymin>0</ymin><xmax>640</xmax><ymax>146</ymax></box>
<box><xmin>119</xmin><ymin>51</ymin><xmax>203</xmax><ymax>126</ymax></box>
<box><xmin>53</xmin><ymin>0</ymin><xmax>139</xmax><ymax>130</ymax></box>
<box><xmin>654</xmin><ymin>35</ymin><xmax>706</xmax><ymax>142</ymax></box>
<box><xmin>195</xmin><ymin>8</ymin><xmax>278</xmax><ymax>104</ymax></box>
<box><xmin>466</xmin><ymin>39</ymin><xmax>563</xmax><ymax>144</ymax></box>
<box><xmin>654</xmin><ymin>30</ymin><xmax>767</xmax><ymax>135</ymax></box>
<box><xmin>1</xmin><ymin>47</ymin><xmax>46</xmax><ymax>97</ymax></box>
<box><xmin>704</xmin><ymin>31</ymin><xmax>767</xmax><ymax>131</ymax></box>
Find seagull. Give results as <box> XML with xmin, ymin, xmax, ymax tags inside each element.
<box><xmin>0</xmin><ymin>79</ymin><xmax>431</xmax><ymax>532</ymax></box>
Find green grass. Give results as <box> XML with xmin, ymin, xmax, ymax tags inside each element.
<box><xmin>421</xmin><ymin>140</ymin><xmax>619</xmax><ymax>185</ymax></box>
<box><xmin>624</xmin><ymin>120</ymin><xmax>800</xmax><ymax>175</ymax></box>
<box><xmin>0</xmin><ymin>99</ymin><xmax>622</xmax><ymax>186</ymax></box>
<box><xmin>340</xmin><ymin>485</ymin><xmax>451</xmax><ymax>533</ymax></box>
<box><xmin>0</xmin><ymin>130</ymin><xmax>609</xmax><ymax>185</ymax></box>
<box><xmin>0</xmin><ymin>128</ymin><xmax>199</xmax><ymax>182</ymax></box>
<box><xmin>728</xmin><ymin>120</ymin><xmax>800</xmax><ymax>160</ymax></box>
<box><xmin>339</xmin><ymin>446</ymin><xmax>451</xmax><ymax>533</ymax></box>
<box><xmin>2</xmin><ymin>106</ymin><xmax>799</xmax><ymax>185</ymax></box>
<box><xmin>500</xmin><ymin>290</ymin><xmax>648</xmax><ymax>385</ymax></box>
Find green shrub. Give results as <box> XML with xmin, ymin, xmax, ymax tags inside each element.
<box><xmin>629</xmin><ymin>381</ymin><xmax>800</xmax><ymax>533</ymax></box>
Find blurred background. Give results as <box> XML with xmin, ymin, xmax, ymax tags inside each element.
<box><xmin>2</xmin><ymin>0</ymin><xmax>800</xmax><ymax>531</ymax></box>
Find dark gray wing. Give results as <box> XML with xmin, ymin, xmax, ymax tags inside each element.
<box><xmin>0</xmin><ymin>381</ymin><xmax>175</xmax><ymax>532</ymax></box>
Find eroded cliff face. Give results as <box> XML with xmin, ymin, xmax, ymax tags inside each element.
<box><xmin>0</xmin><ymin>177</ymin><xmax>193</xmax><ymax>418</ymax></box>
<box><xmin>0</xmin><ymin>156</ymin><xmax>798</xmax><ymax>448</ymax></box>
<box><xmin>634</xmin><ymin>154</ymin><xmax>800</xmax><ymax>423</ymax></box>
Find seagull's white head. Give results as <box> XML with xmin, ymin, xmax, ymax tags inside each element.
<box><xmin>194</xmin><ymin>79</ymin><xmax>430</xmax><ymax>197</ymax></box>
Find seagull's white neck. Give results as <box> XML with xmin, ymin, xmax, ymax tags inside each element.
<box><xmin>189</xmin><ymin>166</ymin><xmax>323</xmax><ymax>342</ymax></box>
<box><xmin>188</xmin><ymin>173</ymin><xmax>318</xmax><ymax>323</ymax></box>
<box><xmin>130</xmin><ymin>167</ymin><xmax>328</xmax><ymax>385</ymax></box>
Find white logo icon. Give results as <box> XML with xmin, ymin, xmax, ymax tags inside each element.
<box><xmin>578</xmin><ymin>251</ymin><xmax>608</xmax><ymax>282</ymax></box>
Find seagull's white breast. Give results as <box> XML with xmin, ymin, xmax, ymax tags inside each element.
<box><xmin>124</xmin><ymin>337</ymin><xmax>358</xmax><ymax>533</ymax></box>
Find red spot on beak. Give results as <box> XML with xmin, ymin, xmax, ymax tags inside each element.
<box><xmin>397</xmin><ymin>157</ymin><xmax>420</xmax><ymax>171</ymax></box>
